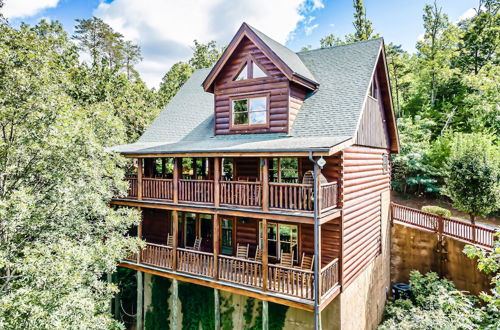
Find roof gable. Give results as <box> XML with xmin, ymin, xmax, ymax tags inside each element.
<box><xmin>112</xmin><ymin>38</ymin><xmax>399</xmax><ymax>155</ymax></box>
<box><xmin>202</xmin><ymin>23</ymin><xmax>318</xmax><ymax>92</ymax></box>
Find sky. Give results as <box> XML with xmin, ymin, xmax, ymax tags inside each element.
<box><xmin>3</xmin><ymin>0</ymin><xmax>478</xmax><ymax>88</ymax></box>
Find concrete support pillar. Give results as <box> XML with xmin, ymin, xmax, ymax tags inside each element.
<box><xmin>137</xmin><ymin>271</ymin><xmax>143</xmax><ymax>330</ymax></box>
<box><xmin>214</xmin><ymin>289</ymin><xmax>220</xmax><ymax>329</ymax></box>
<box><xmin>262</xmin><ymin>300</ymin><xmax>269</xmax><ymax>330</ymax></box>
<box><xmin>172</xmin><ymin>279</ymin><xmax>179</xmax><ymax>330</ymax></box>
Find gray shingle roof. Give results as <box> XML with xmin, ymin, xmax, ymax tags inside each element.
<box><xmin>247</xmin><ymin>24</ymin><xmax>317</xmax><ymax>84</ymax></box>
<box><xmin>111</xmin><ymin>38</ymin><xmax>383</xmax><ymax>155</ymax></box>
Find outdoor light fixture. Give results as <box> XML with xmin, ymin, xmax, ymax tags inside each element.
<box><xmin>317</xmin><ymin>156</ymin><xmax>326</xmax><ymax>169</ymax></box>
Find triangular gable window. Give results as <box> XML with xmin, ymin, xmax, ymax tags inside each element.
<box><xmin>233</xmin><ymin>59</ymin><xmax>268</xmax><ymax>81</ymax></box>
<box><xmin>252</xmin><ymin>62</ymin><xmax>266</xmax><ymax>78</ymax></box>
<box><xmin>235</xmin><ymin>64</ymin><xmax>248</xmax><ymax>81</ymax></box>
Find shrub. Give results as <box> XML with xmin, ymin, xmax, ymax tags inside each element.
<box><xmin>379</xmin><ymin>271</ymin><xmax>484</xmax><ymax>329</ymax></box>
<box><xmin>421</xmin><ymin>205</ymin><xmax>452</xmax><ymax>218</ymax></box>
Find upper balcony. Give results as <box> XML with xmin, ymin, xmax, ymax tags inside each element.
<box><xmin>119</xmin><ymin>156</ymin><xmax>339</xmax><ymax>216</ymax></box>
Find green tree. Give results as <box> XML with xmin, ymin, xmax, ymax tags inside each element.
<box><xmin>157</xmin><ymin>62</ymin><xmax>194</xmax><ymax>108</ymax></box>
<box><xmin>386</xmin><ymin>43</ymin><xmax>414</xmax><ymax>118</ymax></box>
<box><xmin>73</xmin><ymin>17</ymin><xmax>142</xmax><ymax>76</ymax></box>
<box><xmin>455</xmin><ymin>0</ymin><xmax>500</xmax><ymax>75</ymax></box>
<box><xmin>444</xmin><ymin>133</ymin><xmax>500</xmax><ymax>222</ymax></box>
<box><xmin>189</xmin><ymin>39</ymin><xmax>223</xmax><ymax>69</ymax></box>
<box><xmin>0</xmin><ymin>22</ymin><xmax>140</xmax><ymax>328</ymax></box>
<box><xmin>346</xmin><ymin>0</ymin><xmax>379</xmax><ymax>42</ymax></box>
<box><xmin>319</xmin><ymin>34</ymin><xmax>345</xmax><ymax>48</ymax></box>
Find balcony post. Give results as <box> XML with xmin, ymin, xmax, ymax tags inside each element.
<box><xmin>312</xmin><ymin>160</ymin><xmax>321</xmax><ymax>329</ymax></box>
<box><xmin>213</xmin><ymin>213</ymin><xmax>219</xmax><ymax>279</ymax></box>
<box><xmin>214</xmin><ymin>158</ymin><xmax>221</xmax><ymax>208</ymax></box>
<box><xmin>173</xmin><ymin>158</ymin><xmax>180</xmax><ymax>204</ymax></box>
<box><xmin>137</xmin><ymin>158</ymin><xmax>143</xmax><ymax>201</ymax></box>
<box><xmin>172</xmin><ymin>210</ymin><xmax>178</xmax><ymax>272</ymax></box>
<box><xmin>261</xmin><ymin>158</ymin><xmax>269</xmax><ymax>212</ymax></box>
<box><xmin>262</xmin><ymin>218</ymin><xmax>268</xmax><ymax>291</ymax></box>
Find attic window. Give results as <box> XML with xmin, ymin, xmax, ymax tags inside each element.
<box><xmin>231</xmin><ymin>95</ymin><xmax>268</xmax><ymax>127</ymax></box>
<box><xmin>369</xmin><ymin>77</ymin><xmax>378</xmax><ymax>99</ymax></box>
<box><xmin>233</xmin><ymin>58</ymin><xmax>268</xmax><ymax>81</ymax></box>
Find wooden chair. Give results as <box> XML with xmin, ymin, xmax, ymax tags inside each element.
<box><xmin>300</xmin><ymin>253</ymin><xmax>314</xmax><ymax>271</ymax></box>
<box><xmin>187</xmin><ymin>237</ymin><xmax>202</xmax><ymax>251</ymax></box>
<box><xmin>166</xmin><ymin>234</ymin><xmax>174</xmax><ymax>247</ymax></box>
<box><xmin>279</xmin><ymin>250</ymin><xmax>293</xmax><ymax>267</ymax></box>
<box><xmin>236</xmin><ymin>243</ymin><xmax>249</xmax><ymax>259</ymax></box>
<box><xmin>252</xmin><ymin>247</ymin><xmax>262</xmax><ymax>262</ymax></box>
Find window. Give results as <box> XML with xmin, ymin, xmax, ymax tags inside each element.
<box><xmin>232</xmin><ymin>58</ymin><xmax>268</xmax><ymax>81</ymax></box>
<box><xmin>369</xmin><ymin>77</ymin><xmax>378</xmax><ymax>99</ymax></box>
<box><xmin>235</xmin><ymin>64</ymin><xmax>248</xmax><ymax>81</ymax></box>
<box><xmin>269</xmin><ymin>158</ymin><xmax>299</xmax><ymax>183</ymax></box>
<box><xmin>231</xmin><ymin>96</ymin><xmax>267</xmax><ymax>126</ymax></box>
<box><xmin>259</xmin><ymin>222</ymin><xmax>298</xmax><ymax>262</ymax></box>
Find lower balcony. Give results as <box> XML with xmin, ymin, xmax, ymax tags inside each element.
<box><xmin>121</xmin><ymin>210</ymin><xmax>341</xmax><ymax>309</ymax></box>
<box><xmin>124</xmin><ymin>242</ymin><xmax>339</xmax><ymax>305</ymax></box>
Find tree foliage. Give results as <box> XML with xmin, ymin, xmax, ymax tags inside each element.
<box><xmin>346</xmin><ymin>0</ymin><xmax>379</xmax><ymax>42</ymax></box>
<box><xmin>464</xmin><ymin>231</ymin><xmax>500</xmax><ymax>329</ymax></box>
<box><xmin>444</xmin><ymin>133</ymin><xmax>500</xmax><ymax>222</ymax></box>
<box><xmin>0</xmin><ymin>21</ymin><xmax>141</xmax><ymax>328</ymax></box>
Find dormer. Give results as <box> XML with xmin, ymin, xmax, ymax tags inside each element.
<box><xmin>203</xmin><ymin>23</ymin><xmax>319</xmax><ymax>135</ymax></box>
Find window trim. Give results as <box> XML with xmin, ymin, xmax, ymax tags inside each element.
<box><xmin>258</xmin><ymin>221</ymin><xmax>299</xmax><ymax>262</ymax></box>
<box><xmin>229</xmin><ymin>92</ymin><xmax>270</xmax><ymax>130</ymax></box>
<box><xmin>230</xmin><ymin>55</ymin><xmax>271</xmax><ymax>83</ymax></box>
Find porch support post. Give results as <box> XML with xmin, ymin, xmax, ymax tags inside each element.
<box><xmin>137</xmin><ymin>158</ymin><xmax>143</xmax><ymax>201</ymax></box>
<box><xmin>261</xmin><ymin>158</ymin><xmax>269</xmax><ymax>212</ymax></box>
<box><xmin>214</xmin><ymin>158</ymin><xmax>221</xmax><ymax>208</ymax></box>
<box><xmin>262</xmin><ymin>300</ymin><xmax>269</xmax><ymax>330</ymax></box>
<box><xmin>172</xmin><ymin>210</ymin><xmax>179</xmax><ymax>272</ymax></box>
<box><xmin>173</xmin><ymin>158</ymin><xmax>180</xmax><ymax>204</ymax></box>
<box><xmin>214</xmin><ymin>289</ymin><xmax>220</xmax><ymax>330</ymax></box>
<box><xmin>172</xmin><ymin>279</ymin><xmax>179</xmax><ymax>330</ymax></box>
<box><xmin>213</xmin><ymin>213</ymin><xmax>219</xmax><ymax>279</ymax></box>
<box><xmin>262</xmin><ymin>218</ymin><xmax>268</xmax><ymax>291</ymax></box>
<box><xmin>136</xmin><ymin>271</ymin><xmax>143</xmax><ymax>330</ymax></box>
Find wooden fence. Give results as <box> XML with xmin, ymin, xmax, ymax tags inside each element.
<box><xmin>391</xmin><ymin>203</ymin><xmax>496</xmax><ymax>248</ymax></box>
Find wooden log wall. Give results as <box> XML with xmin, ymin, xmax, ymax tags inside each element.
<box><xmin>235</xmin><ymin>218</ymin><xmax>259</xmax><ymax>257</ymax></box>
<box><xmin>289</xmin><ymin>83</ymin><xmax>306</xmax><ymax>130</ymax></box>
<box><xmin>141</xmin><ymin>208</ymin><xmax>171</xmax><ymax>245</ymax></box>
<box><xmin>214</xmin><ymin>36</ymin><xmax>307</xmax><ymax>135</ymax></box>
<box><xmin>341</xmin><ymin>146</ymin><xmax>390</xmax><ymax>287</ymax></box>
<box><xmin>356</xmin><ymin>94</ymin><xmax>390</xmax><ymax>149</ymax></box>
<box><xmin>321</xmin><ymin>220</ymin><xmax>341</xmax><ymax>267</ymax></box>
<box><xmin>233</xmin><ymin>157</ymin><xmax>260</xmax><ymax>179</ymax></box>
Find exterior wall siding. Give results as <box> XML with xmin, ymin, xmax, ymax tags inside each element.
<box><xmin>214</xmin><ymin>37</ymin><xmax>307</xmax><ymax>135</ymax></box>
<box><xmin>340</xmin><ymin>146</ymin><xmax>390</xmax><ymax>287</ymax></box>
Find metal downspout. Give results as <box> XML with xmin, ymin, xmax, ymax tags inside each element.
<box><xmin>309</xmin><ymin>151</ymin><xmax>321</xmax><ymax>330</ymax></box>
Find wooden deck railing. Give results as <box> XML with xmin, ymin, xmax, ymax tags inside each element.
<box><xmin>320</xmin><ymin>258</ymin><xmax>339</xmax><ymax>297</ymax></box>
<box><xmin>126</xmin><ymin>177</ymin><xmax>137</xmax><ymax>198</ymax></box>
<box><xmin>320</xmin><ymin>182</ymin><xmax>338</xmax><ymax>212</ymax></box>
<box><xmin>392</xmin><ymin>203</ymin><xmax>496</xmax><ymax>248</ymax></box>
<box><xmin>143</xmin><ymin>178</ymin><xmax>173</xmax><ymax>200</ymax></box>
<box><xmin>220</xmin><ymin>181</ymin><xmax>262</xmax><ymax>207</ymax></box>
<box><xmin>177</xmin><ymin>248</ymin><xmax>214</xmax><ymax>277</ymax></box>
<box><xmin>267</xmin><ymin>264</ymin><xmax>314</xmax><ymax>300</ymax></box>
<box><xmin>218</xmin><ymin>255</ymin><xmax>263</xmax><ymax>288</ymax></box>
<box><xmin>179</xmin><ymin>179</ymin><xmax>214</xmax><ymax>204</ymax></box>
<box><xmin>125</xmin><ymin>177</ymin><xmax>339</xmax><ymax>212</ymax></box>
<box><xmin>140</xmin><ymin>243</ymin><xmax>174</xmax><ymax>270</ymax></box>
<box><xmin>269</xmin><ymin>183</ymin><xmax>314</xmax><ymax>211</ymax></box>
<box><xmin>122</xmin><ymin>242</ymin><xmax>342</xmax><ymax>302</ymax></box>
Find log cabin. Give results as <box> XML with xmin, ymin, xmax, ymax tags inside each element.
<box><xmin>111</xmin><ymin>23</ymin><xmax>399</xmax><ymax>329</ymax></box>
